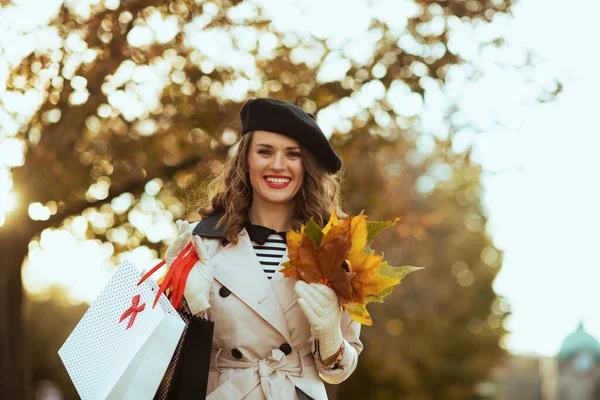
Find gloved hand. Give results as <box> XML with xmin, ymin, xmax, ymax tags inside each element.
<box><xmin>166</xmin><ymin>220</ymin><xmax>214</xmax><ymax>314</ymax></box>
<box><xmin>165</xmin><ymin>220</ymin><xmax>193</xmax><ymax>265</ymax></box>
<box><xmin>295</xmin><ymin>281</ymin><xmax>343</xmax><ymax>361</ymax></box>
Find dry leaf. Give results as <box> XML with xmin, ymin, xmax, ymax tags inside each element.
<box><xmin>284</xmin><ymin>215</ymin><xmax>355</xmax><ymax>302</ymax></box>
<box><xmin>281</xmin><ymin>210</ymin><xmax>421</xmax><ymax>325</ymax></box>
<box><xmin>346</xmin><ymin>215</ymin><xmax>400</xmax><ymax>303</ymax></box>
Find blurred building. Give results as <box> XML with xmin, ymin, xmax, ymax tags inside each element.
<box><xmin>486</xmin><ymin>321</ymin><xmax>600</xmax><ymax>400</ymax></box>
<box><xmin>491</xmin><ymin>355</ymin><xmax>553</xmax><ymax>400</ymax></box>
<box><xmin>555</xmin><ymin>322</ymin><xmax>600</xmax><ymax>400</ymax></box>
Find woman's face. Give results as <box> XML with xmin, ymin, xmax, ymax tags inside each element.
<box><xmin>247</xmin><ymin>130</ymin><xmax>305</xmax><ymax>209</ymax></box>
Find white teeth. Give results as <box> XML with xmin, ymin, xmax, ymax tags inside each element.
<box><xmin>266</xmin><ymin>177</ymin><xmax>290</xmax><ymax>184</ymax></box>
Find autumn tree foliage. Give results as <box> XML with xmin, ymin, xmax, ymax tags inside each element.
<box><xmin>337</xmin><ymin>133</ymin><xmax>508</xmax><ymax>399</ymax></box>
<box><xmin>0</xmin><ymin>0</ymin><xmax>542</xmax><ymax>397</ymax></box>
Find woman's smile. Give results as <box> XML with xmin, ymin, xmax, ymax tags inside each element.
<box><xmin>264</xmin><ymin>175</ymin><xmax>292</xmax><ymax>189</ymax></box>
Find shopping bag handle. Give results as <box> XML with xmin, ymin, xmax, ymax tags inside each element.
<box><xmin>137</xmin><ymin>241</ymin><xmax>199</xmax><ymax>310</ymax></box>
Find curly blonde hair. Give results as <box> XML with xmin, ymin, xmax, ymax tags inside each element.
<box><xmin>196</xmin><ymin>131</ymin><xmax>346</xmax><ymax>245</ymax></box>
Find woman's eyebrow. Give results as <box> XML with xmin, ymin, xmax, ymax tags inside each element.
<box><xmin>256</xmin><ymin>143</ymin><xmax>300</xmax><ymax>150</ymax></box>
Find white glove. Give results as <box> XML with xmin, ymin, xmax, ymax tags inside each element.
<box><xmin>166</xmin><ymin>220</ymin><xmax>214</xmax><ymax>314</ymax></box>
<box><xmin>295</xmin><ymin>281</ymin><xmax>343</xmax><ymax>360</ymax></box>
<box><xmin>165</xmin><ymin>220</ymin><xmax>193</xmax><ymax>265</ymax></box>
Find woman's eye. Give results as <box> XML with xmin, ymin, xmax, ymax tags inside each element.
<box><xmin>288</xmin><ymin>152</ymin><xmax>301</xmax><ymax>158</ymax></box>
<box><xmin>257</xmin><ymin>149</ymin><xmax>271</xmax><ymax>155</ymax></box>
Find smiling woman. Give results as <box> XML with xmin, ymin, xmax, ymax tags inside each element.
<box><xmin>159</xmin><ymin>98</ymin><xmax>363</xmax><ymax>399</ymax></box>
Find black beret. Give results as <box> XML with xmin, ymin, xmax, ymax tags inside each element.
<box><xmin>240</xmin><ymin>98</ymin><xmax>342</xmax><ymax>173</ymax></box>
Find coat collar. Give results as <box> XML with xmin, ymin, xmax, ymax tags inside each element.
<box><xmin>244</xmin><ymin>221</ymin><xmax>287</xmax><ymax>245</ymax></box>
<box><xmin>193</xmin><ymin>212</ymin><xmax>288</xmax><ymax>245</ymax></box>
<box><xmin>193</xmin><ymin>212</ymin><xmax>226</xmax><ymax>238</ymax></box>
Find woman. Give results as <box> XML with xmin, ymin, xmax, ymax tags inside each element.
<box><xmin>166</xmin><ymin>98</ymin><xmax>362</xmax><ymax>399</ymax></box>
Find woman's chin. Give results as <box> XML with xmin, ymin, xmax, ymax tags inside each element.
<box><xmin>258</xmin><ymin>193</ymin><xmax>297</xmax><ymax>206</ymax></box>
<box><xmin>264</xmin><ymin>197</ymin><xmax>295</xmax><ymax>206</ymax></box>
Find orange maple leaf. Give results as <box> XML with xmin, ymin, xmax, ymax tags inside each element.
<box><xmin>282</xmin><ymin>216</ymin><xmax>356</xmax><ymax>303</ymax></box>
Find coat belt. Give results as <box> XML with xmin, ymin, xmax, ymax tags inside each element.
<box><xmin>207</xmin><ymin>347</ymin><xmax>317</xmax><ymax>399</ymax></box>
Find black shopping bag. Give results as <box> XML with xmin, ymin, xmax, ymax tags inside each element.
<box><xmin>154</xmin><ymin>298</ymin><xmax>214</xmax><ymax>400</ymax></box>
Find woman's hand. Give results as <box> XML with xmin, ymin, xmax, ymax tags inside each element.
<box><xmin>295</xmin><ymin>281</ymin><xmax>343</xmax><ymax>362</ymax></box>
<box><xmin>166</xmin><ymin>220</ymin><xmax>214</xmax><ymax>314</ymax></box>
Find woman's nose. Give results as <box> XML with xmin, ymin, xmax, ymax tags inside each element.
<box><xmin>271</xmin><ymin>152</ymin><xmax>285</xmax><ymax>169</ymax></box>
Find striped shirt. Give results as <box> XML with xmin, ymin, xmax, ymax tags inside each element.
<box><xmin>250</xmin><ymin>233</ymin><xmax>287</xmax><ymax>279</ymax></box>
<box><xmin>244</xmin><ymin>221</ymin><xmax>288</xmax><ymax>280</ymax></box>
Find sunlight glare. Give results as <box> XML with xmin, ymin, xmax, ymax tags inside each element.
<box><xmin>28</xmin><ymin>202</ymin><xmax>50</xmax><ymax>221</ymax></box>
<box><xmin>0</xmin><ymin>138</ymin><xmax>26</xmax><ymax>167</ymax></box>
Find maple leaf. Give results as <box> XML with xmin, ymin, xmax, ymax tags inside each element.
<box><xmin>365</xmin><ymin>263</ymin><xmax>423</xmax><ymax>303</ymax></box>
<box><xmin>366</xmin><ymin>218</ymin><xmax>401</xmax><ymax>252</ymax></box>
<box><xmin>345</xmin><ymin>214</ymin><xmax>400</xmax><ymax>304</ymax></box>
<box><xmin>322</xmin><ymin>211</ymin><xmax>339</xmax><ymax>235</ymax></box>
<box><xmin>342</xmin><ymin>302</ymin><xmax>373</xmax><ymax>326</ymax></box>
<box><xmin>303</xmin><ymin>218</ymin><xmax>324</xmax><ymax>246</ymax></box>
<box><xmin>317</xmin><ymin>217</ymin><xmax>355</xmax><ymax>302</ymax></box>
<box><xmin>283</xmin><ymin>215</ymin><xmax>355</xmax><ymax>302</ymax></box>
<box><xmin>281</xmin><ymin>210</ymin><xmax>422</xmax><ymax>325</ymax></box>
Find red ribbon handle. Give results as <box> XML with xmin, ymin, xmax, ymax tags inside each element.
<box><xmin>137</xmin><ymin>241</ymin><xmax>199</xmax><ymax>310</ymax></box>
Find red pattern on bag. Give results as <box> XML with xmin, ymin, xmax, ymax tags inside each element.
<box><xmin>119</xmin><ymin>294</ymin><xmax>146</xmax><ymax>330</ymax></box>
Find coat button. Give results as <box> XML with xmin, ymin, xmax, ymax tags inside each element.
<box><xmin>219</xmin><ymin>286</ymin><xmax>231</xmax><ymax>297</ymax></box>
<box><xmin>232</xmin><ymin>348</ymin><xmax>243</xmax><ymax>359</ymax></box>
<box><xmin>279</xmin><ymin>343</ymin><xmax>292</xmax><ymax>355</ymax></box>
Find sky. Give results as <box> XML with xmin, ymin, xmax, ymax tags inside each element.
<box><xmin>474</xmin><ymin>0</ymin><xmax>600</xmax><ymax>355</ymax></box>
<box><xmin>1</xmin><ymin>0</ymin><xmax>599</xmax><ymax>357</ymax></box>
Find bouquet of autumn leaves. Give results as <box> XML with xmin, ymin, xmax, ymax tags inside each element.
<box><xmin>280</xmin><ymin>211</ymin><xmax>422</xmax><ymax>326</ymax></box>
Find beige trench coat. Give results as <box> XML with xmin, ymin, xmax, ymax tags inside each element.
<box><xmin>187</xmin><ymin>219</ymin><xmax>363</xmax><ymax>400</ymax></box>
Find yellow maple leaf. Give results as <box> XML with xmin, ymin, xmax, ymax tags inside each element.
<box><xmin>346</xmin><ymin>215</ymin><xmax>400</xmax><ymax>303</ymax></box>
<box><xmin>342</xmin><ymin>302</ymin><xmax>373</xmax><ymax>326</ymax></box>
<box><xmin>322</xmin><ymin>209</ymin><xmax>339</xmax><ymax>235</ymax></box>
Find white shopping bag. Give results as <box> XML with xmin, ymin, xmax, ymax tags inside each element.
<box><xmin>58</xmin><ymin>260</ymin><xmax>185</xmax><ymax>400</ymax></box>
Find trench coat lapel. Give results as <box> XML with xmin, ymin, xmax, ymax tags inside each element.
<box><xmin>209</xmin><ymin>229</ymin><xmax>292</xmax><ymax>344</ymax></box>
